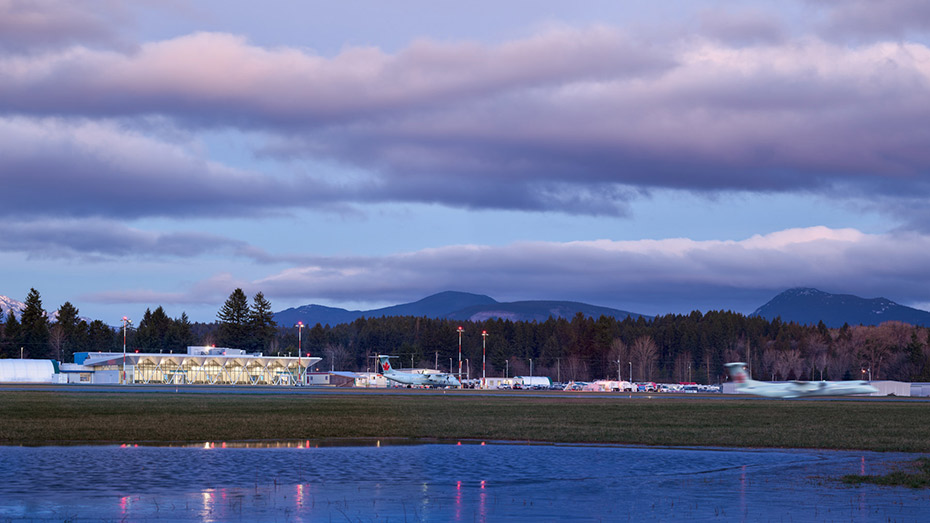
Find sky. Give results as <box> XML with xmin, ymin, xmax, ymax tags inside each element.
<box><xmin>3</xmin><ymin>0</ymin><xmax>930</xmax><ymax>324</ymax></box>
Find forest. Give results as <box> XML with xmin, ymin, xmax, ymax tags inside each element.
<box><xmin>3</xmin><ymin>288</ymin><xmax>929</xmax><ymax>384</ymax></box>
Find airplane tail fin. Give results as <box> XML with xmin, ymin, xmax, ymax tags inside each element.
<box><xmin>378</xmin><ymin>355</ymin><xmax>393</xmax><ymax>374</ymax></box>
<box><xmin>725</xmin><ymin>362</ymin><xmax>750</xmax><ymax>385</ymax></box>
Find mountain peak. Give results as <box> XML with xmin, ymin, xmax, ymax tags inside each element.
<box><xmin>752</xmin><ymin>288</ymin><xmax>930</xmax><ymax>327</ymax></box>
<box><xmin>274</xmin><ymin>291</ymin><xmax>643</xmax><ymax>326</ymax></box>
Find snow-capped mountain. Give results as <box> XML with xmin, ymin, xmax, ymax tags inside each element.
<box><xmin>0</xmin><ymin>295</ymin><xmax>26</xmax><ymax>319</ymax></box>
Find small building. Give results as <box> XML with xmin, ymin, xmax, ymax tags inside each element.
<box><xmin>514</xmin><ymin>376</ymin><xmax>552</xmax><ymax>389</ymax></box>
<box><xmin>0</xmin><ymin>359</ymin><xmax>58</xmax><ymax>383</ymax></box>
<box><xmin>480</xmin><ymin>377</ymin><xmax>515</xmax><ymax>389</ymax></box>
<box><xmin>305</xmin><ymin>371</ymin><xmax>358</xmax><ymax>387</ymax></box>
<box><xmin>355</xmin><ymin>372</ymin><xmax>388</xmax><ymax>388</ymax></box>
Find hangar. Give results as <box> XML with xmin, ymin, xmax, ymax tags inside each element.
<box><xmin>69</xmin><ymin>346</ymin><xmax>323</xmax><ymax>386</ymax></box>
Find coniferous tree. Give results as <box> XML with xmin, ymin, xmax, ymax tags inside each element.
<box><xmin>167</xmin><ymin>312</ymin><xmax>196</xmax><ymax>351</ymax></box>
<box><xmin>249</xmin><ymin>292</ymin><xmax>277</xmax><ymax>352</ymax></box>
<box><xmin>217</xmin><ymin>288</ymin><xmax>250</xmax><ymax>348</ymax></box>
<box><xmin>87</xmin><ymin>320</ymin><xmax>117</xmax><ymax>352</ymax></box>
<box><xmin>1</xmin><ymin>310</ymin><xmax>22</xmax><ymax>358</ymax></box>
<box><xmin>20</xmin><ymin>288</ymin><xmax>49</xmax><ymax>359</ymax></box>
<box><xmin>53</xmin><ymin>301</ymin><xmax>81</xmax><ymax>362</ymax></box>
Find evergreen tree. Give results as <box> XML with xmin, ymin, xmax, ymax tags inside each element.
<box><xmin>249</xmin><ymin>292</ymin><xmax>277</xmax><ymax>352</ymax></box>
<box><xmin>1</xmin><ymin>310</ymin><xmax>22</xmax><ymax>358</ymax></box>
<box><xmin>136</xmin><ymin>306</ymin><xmax>173</xmax><ymax>351</ymax></box>
<box><xmin>53</xmin><ymin>301</ymin><xmax>81</xmax><ymax>362</ymax></box>
<box><xmin>20</xmin><ymin>288</ymin><xmax>49</xmax><ymax>359</ymax></box>
<box><xmin>168</xmin><ymin>312</ymin><xmax>196</xmax><ymax>351</ymax></box>
<box><xmin>87</xmin><ymin>320</ymin><xmax>117</xmax><ymax>352</ymax></box>
<box><xmin>217</xmin><ymin>288</ymin><xmax>250</xmax><ymax>348</ymax></box>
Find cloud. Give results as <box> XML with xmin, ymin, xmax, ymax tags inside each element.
<box><xmin>112</xmin><ymin>226</ymin><xmax>928</xmax><ymax>315</ymax></box>
<box><xmin>2</xmin><ymin>21</ymin><xmax>930</xmax><ymax>220</ymax></box>
<box><xmin>698</xmin><ymin>8</ymin><xmax>786</xmax><ymax>45</ymax></box>
<box><xmin>812</xmin><ymin>0</ymin><xmax>930</xmax><ymax>39</ymax></box>
<box><xmin>0</xmin><ymin>117</ymin><xmax>349</xmax><ymax>219</ymax></box>
<box><xmin>0</xmin><ymin>0</ymin><xmax>127</xmax><ymax>53</ymax></box>
<box><xmin>0</xmin><ymin>217</ymin><xmax>277</xmax><ymax>261</ymax></box>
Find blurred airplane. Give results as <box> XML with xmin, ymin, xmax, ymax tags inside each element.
<box><xmin>377</xmin><ymin>355</ymin><xmax>461</xmax><ymax>388</ymax></box>
<box><xmin>724</xmin><ymin>362</ymin><xmax>878</xmax><ymax>399</ymax></box>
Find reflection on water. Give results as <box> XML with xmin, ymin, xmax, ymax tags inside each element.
<box><xmin>0</xmin><ymin>442</ymin><xmax>927</xmax><ymax>521</ymax></box>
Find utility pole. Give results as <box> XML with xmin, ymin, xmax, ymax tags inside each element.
<box><xmin>457</xmin><ymin>326</ymin><xmax>464</xmax><ymax>378</ymax></box>
<box><xmin>121</xmin><ymin>316</ymin><xmax>131</xmax><ymax>385</ymax></box>
<box><xmin>481</xmin><ymin>330</ymin><xmax>488</xmax><ymax>380</ymax></box>
<box><xmin>557</xmin><ymin>357</ymin><xmax>561</xmax><ymax>383</ymax></box>
<box><xmin>296</xmin><ymin>321</ymin><xmax>304</xmax><ymax>386</ymax></box>
<box><xmin>435</xmin><ymin>351</ymin><xmax>438</xmax><ymax>370</ymax></box>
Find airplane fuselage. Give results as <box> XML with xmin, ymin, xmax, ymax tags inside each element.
<box><xmin>725</xmin><ymin>362</ymin><xmax>878</xmax><ymax>399</ymax></box>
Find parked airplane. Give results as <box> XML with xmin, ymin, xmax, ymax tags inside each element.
<box><xmin>377</xmin><ymin>355</ymin><xmax>461</xmax><ymax>388</ymax></box>
<box><xmin>724</xmin><ymin>362</ymin><xmax>878</xmax><ymax>399</ymax></box>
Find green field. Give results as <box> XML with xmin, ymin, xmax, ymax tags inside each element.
<box><xmin>2</xmin><ymin>389</ymin><xmax>929</xmax><ymax>452</ymax></box>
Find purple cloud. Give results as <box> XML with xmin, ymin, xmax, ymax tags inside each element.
<box><xmin>0</xmin><ymin>217</ymin><xmax>268</xmax><ymax>260</ymax></box>
<box><xmin>812</xmin><ymin>0</ymin><xmax>930</xmax><ymax>39</ymax></box>
<box><xmin>0</xmin><ymin>0</ymin><xmax>127</xmax><ymax>53</ymax></box>
<box><xmin>2</xmin><ymin>20</ymin><xmax>930</xmax><ymax>220</ymax></box>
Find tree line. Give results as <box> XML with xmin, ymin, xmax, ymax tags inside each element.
<box><xmin>3</xmin><ymin>288</ymin><xmax>929</xmax><ymax>384</ymax></box>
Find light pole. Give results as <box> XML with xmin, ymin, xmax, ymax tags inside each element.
<box><xmin>481</xmin><ymin>330</ymin><xmax>487</xmax><ymax>380</ymax></box>
<box><xmin>457</xmin><ymin>326</ymin><xmax>464</xmax><ymax>378</ymax></box>
<box><xmin>296</xmin><ymin>321</ymin><xmax>304</xmax><ymax>386</ymax></box>
<box><xmin>121</xmin><ymin>316</ymin><xmax>132</xmax><ymax>385</ymax></box>
<box><xmin>466</xmin><ymin>358</ymin><xmax>469</xmax><ymax>380</ymax></box>
<box><xmin>505</xmin><ymin>359</ymin><xmax>509</xmax><ymax>378</ymax></box>
<box><xmin>529</xmin><ymin>358</ymin><xmax>533</xmax><ymax>377</ymax></box>
<box><xmin>450</xmin><ymin>357</ymin><xmax>453</xmax><ymax>374</ymax></box>
<box><xmin>629</xmin><ymin>361</ymin><xmax>632</xmax><ymax>383</ymax></box>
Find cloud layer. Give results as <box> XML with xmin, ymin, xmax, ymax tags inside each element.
<box><xmin>80</xmin><ymin>227</ymin><xmax>930</xmax><ymax>315</ymax></box>
<box><xmin>1</xmin><ymin>13</ymin><xmax>929</xmax><ymax>220</ymax></box>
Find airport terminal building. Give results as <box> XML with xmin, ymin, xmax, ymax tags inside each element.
<box><xmin>64</xmin><ymin>346</ymin><xmax>323</xmax><ymax>386</ymax></box>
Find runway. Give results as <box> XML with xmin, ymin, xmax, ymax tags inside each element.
<box><xmin>2</xmin><ymin>382</ymin><xmax>926</xmax><ymax>402</ymax></box>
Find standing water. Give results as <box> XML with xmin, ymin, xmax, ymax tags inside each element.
<box><xmin>0</xmin><ymin>442</ymin><xmax>927</xmax><ymax>521</ymax></box>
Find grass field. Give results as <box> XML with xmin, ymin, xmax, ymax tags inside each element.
<box><xmin>2</xmin><ymin>389</ymin><xmax>930</xmax><ymax>452</ymax></box>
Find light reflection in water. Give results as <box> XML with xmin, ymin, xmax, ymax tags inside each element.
<box><xmin>0</xmin><ymin>444</ymin><xmax>925</xmax><ymax>521</ymax></box>
<box><xmin>479</xmin><ymin>479</ymin><xmax>487</xmax><ymax>522</ymax></box>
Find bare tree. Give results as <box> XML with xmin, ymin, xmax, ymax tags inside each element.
<box><xmin>631</xmin><ymin>336</ymin><xmax>658</xmax><ymax>381</ymax></box>
<box><xmin>608</xmin><ymin>339</ymin><xmax>630</xmax><ymax>381</ymax></box>
<box><xmin>325</xmin><ymin>343</ymin><xmax>352</xmax><ymax>371</ymax></box>
<box><xmin>49</xmin><ymin>324</ymin><xmax>65</xmax><ymax>361</ymax></box>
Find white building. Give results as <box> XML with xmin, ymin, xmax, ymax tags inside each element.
<box><xmin>71</xmin><ymin>346</ymin><xmax>322</xmax><ymax>386</ymax></box>
<box><xmin>0</xmin><ymin>359</ymin><xmax>58</xmax><ymax>383</ymax></box>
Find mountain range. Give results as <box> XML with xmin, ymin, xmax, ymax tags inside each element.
<box><xmin>751</xmin><ymin>288</ymin><xmax>930</xmax><ymax>328</ymax></box>
<box><xmin>272</xmin><ymin>291</ymin><xmax>647</xmax><ymax>326</ymax></box>
<box><xmin>2</xmin><ymin>288</ymin><xmax>929</xmax><ymax>328</ymax></box>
